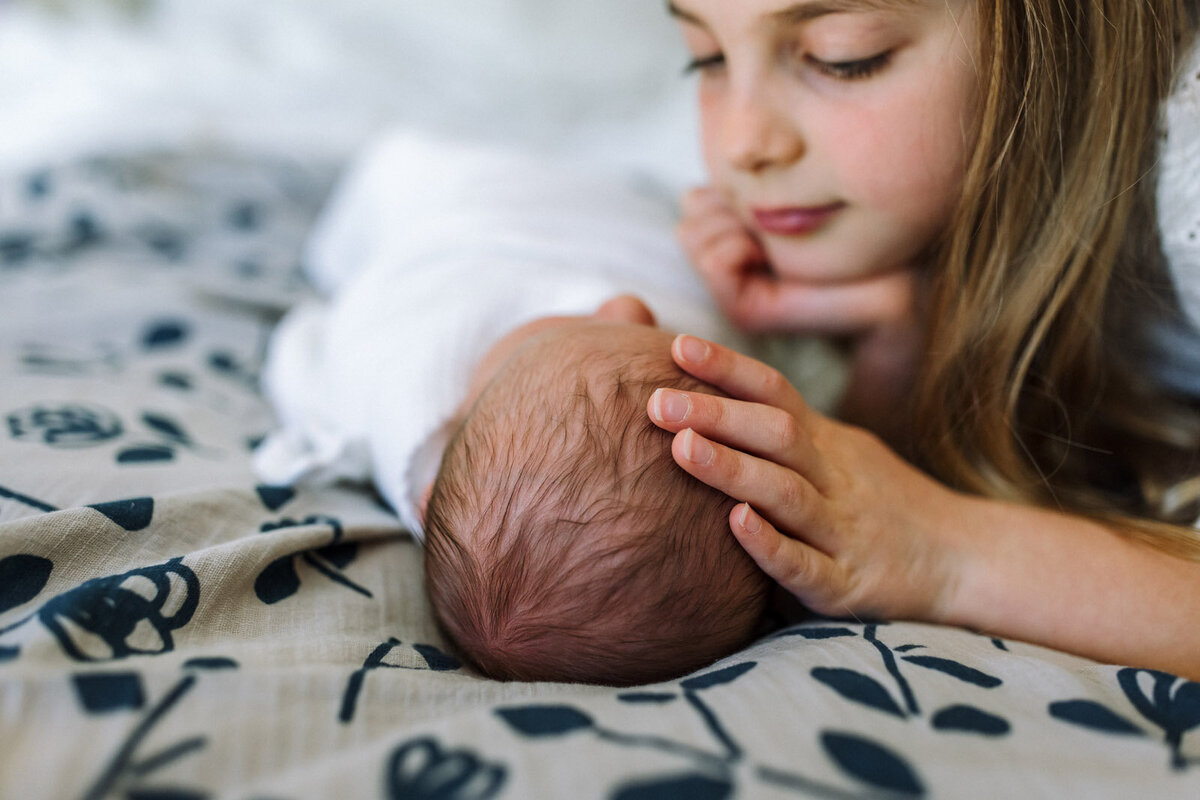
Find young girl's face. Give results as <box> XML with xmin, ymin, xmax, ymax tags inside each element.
<box><xmin>672</xmin><ymin>0</ymin><xmax>979</xmax><ymax>284</ymax></box>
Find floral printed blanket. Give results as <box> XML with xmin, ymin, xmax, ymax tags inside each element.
<box><xmin>1</xmin><ymin>152</ymin><xmax>1197</xmax><ymax>799</ymax></box>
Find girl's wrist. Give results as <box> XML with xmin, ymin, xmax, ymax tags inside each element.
<box><xmin>919</xmin><ymin>489</ymin><xmax>991</xmax><ymax>628</ymax></box>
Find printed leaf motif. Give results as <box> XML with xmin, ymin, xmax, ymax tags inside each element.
<box><xmin>0</xmin><ymin>232</ymin><xmax>34</xmax><ymax>263</ymax></box>
<box><xmin>316</xmin><ymin>541</ymin><xmax>358</xmax><ymax>569</ymax></box>
<box><xmin>680</xmin><ymin>661</ymin><xmax>757</xmax><ymax>691</ymax></box>
<box><xmin>1048</xmin><ymin>700</ymin><xmax>1145</xmax><ymax>736</ymax></box>
<box><xmin>36</xmin><ymin>557</ymin><xmax>199</xmax><ymax>662</ymax></box>
<box><xmin>141</xmin><ymin>227</ymin><xmax>185</xmax><ymax>260</ymax></box>
<box><xmin>901</xmin><ymin>656</ymin><xmax>1001</xmax><ymax>688</ymax></box>
<box><xmin>88</xmin><ymin>497</ymin><xmax>154</xmax><ymax>532</ymax></box>
<box><xmin>158</xmin><ymin>371</ymin><xmax>193</xmax><ymax>390</ymax></box>
<box><xmin>1171</xmin><ymin>682</ymin><xmax>1200</xmax><ymax>733</ymax></box>
<box><xmin>0</xmin><ymin>554</ymin><xmax>53</xmax><ymax>613</ymax></box>
<box><xmin>229</xmin><ymin>200</ymin><xmax>262</xmax><ymax>231</ymax></box>
<box><xmin>182</xmin><ymin>657</ymin><xmax>238</xmax><ymax>671</ymax></box>
<box><xmin>254</xmin><ymin>516</ymin><xmax>369</xmax><ymax>603</ymax></box>
<box><xmin>930</xmin><ymin>705</ymin><xmax>1011</xmax><ymax>737</ymax></box>
<box><xmin>72</xmin><ymin>671</ymin><xmax>146</xmax><ymax>713</ymax></box>
<box><xmin>208</xmin><ymin>352</ymin><xmax>238</xmax><ymax>374</ymax></box>
<box><xmin>387</xmin><ymin>737</ymin><xmax>506</xmax><ymax>800</ymax></box>
<box><xmin>141</xmin><ymin>320</ymin><xmax>190</xmax><ymax>350</ymax></box>
<box><xmin>778</xmin><ymin>626</ymin><xmax>857</xmax><ymax>640</ymax></box>
<box><xmin>0</xmin><ymin>484</ymin><xmax>57</xmax><ymax>513</ymax></box>
<box><xmin>123</xmin><ymin>788</ymin><xmax>207</xmax><ymax>800</ymax></box>
<box><xmin>117</xmin><ymin>446</ymin><xmax>174</xmax><ymax>464</ymax></box>
<box><xmin>811</xmin><ymin>668</ymin><xmax>905</xmax><ymax>719</ymax></box>
<box><xmin>413</xmin><ymin>644</ymin><xmax>461</xmax><ymax>672</ymax></box>
<box><xmin>80</xmin><ymin>673</ymin><xmax>205</xmax><ymax>800</ymax></box>
<box><xmin>26</xmin><ymin>170</ymin><xmax>51</xmax><ymax>197</ymax></box>
<box><xmin>1118</xmin><ymin>669</ymin><xmax>1175</xmax><ymax>728</ymax></box>
<box><xmin>495</xmin><ymin>705</ymin><xmax>594</xmax><ymax>738</ymax></box>
<box><xmin>8</xmin><ymin>403</ymin><xmax>123</xmax><ymax>447</ymax></box>
<box><xmin>255</xmin><ymin>484</ymin><xmax>295</xmax><ymax>511</ymax></box>
<box><xmin>610</xmin><ymin>773</ymin><xmax>734</xmax><ymax>800</ymax></box>
<box><xmin>142</xmin><ymin>413</ymin><xmax>191</xmax><ymax>446</ymax></box>
<box><xmin>821</xmin><ymin>731</ymin><xmax>924</xmax><ymax>796</ymax></box>
<box><xmin>254</xmin><ymin>557</ymin><xmax>301</xmax><ymax>605</ymax></box>
<box><xmin>617</xmin><ymin>693</ymin><xmax>678</xmax><ymax>705</ymax></box>
<box><xmin>1118</xmin><ymin>669</ymin><xmax>1200</xmax><ymax>739</ymax></box>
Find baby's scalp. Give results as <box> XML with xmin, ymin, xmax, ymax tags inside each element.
<box><xmin>423</xmin><ymin>322</ymin><xmax>770</xmax><ymax>685</ymax></box>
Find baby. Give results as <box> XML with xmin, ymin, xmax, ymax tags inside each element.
<box><xmin>422</xmin><ymin>305</ymin><xmax>770</xmax><ymax>685</ymax></box>
<box><xmin>255</xmin><ymin>130</ymin><xmax>842</xmax><ymax>684</ymax></box>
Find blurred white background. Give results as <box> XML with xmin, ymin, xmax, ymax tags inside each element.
<box><xmin>0</xmin><ymin>0</ymin><xmax>704</xmax><ymax>185</ymax></box>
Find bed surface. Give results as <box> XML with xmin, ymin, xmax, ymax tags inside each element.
<box><xmin>1</xmin><ymin>152</ymin><xmax>1198</xmax><ymax>799</ymax></box>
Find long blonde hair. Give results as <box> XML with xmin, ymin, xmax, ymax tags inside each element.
<box><xmin>916</xmin><ymin>0</ymin><xmax>1200</xmax><ymax>557</ymax></box>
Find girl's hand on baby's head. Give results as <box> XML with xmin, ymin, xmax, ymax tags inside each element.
<box><xmin>678</xmin><ymin>187</ymin><xmax>923</xmax><ymax>338</ymax></box>
<box><xmin>648</xmin><ymin>334</ymin><xmax>971</xmax><ymax>624</ymax></box>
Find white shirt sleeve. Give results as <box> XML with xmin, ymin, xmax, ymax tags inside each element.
<box><xmin>1158</xmin><ymin>39</ymin><xmax>1200</xmax><ymax>333</ymax></box>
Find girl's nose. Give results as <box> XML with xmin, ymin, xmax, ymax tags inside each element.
<box><xmin>721</xmin><ymin>85</ymin><xmax>804</xmax><ymax>173</ymax></box>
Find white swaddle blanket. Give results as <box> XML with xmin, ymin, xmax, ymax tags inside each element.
<box><xmin>1159</xmin><ymin>41</ymin><xmax>1200</xmax><ymax>333</ymax></box>
<box><xmin>253</xmin><ymin>131</ymin><xmax>842</xmax><ymax>539</ymax></box>
<box><xmin>1154</xmin><ymin>42</ymin><xmax>1200</xmax><ymax>397</ymax></box>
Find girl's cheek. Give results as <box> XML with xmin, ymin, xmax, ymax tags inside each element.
<box><xmin>698</xmin><ymin>98</ymin><xmax>728</xmax><ymax>177</ymax></box>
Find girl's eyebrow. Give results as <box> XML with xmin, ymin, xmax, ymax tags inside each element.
<box><xmin>667</xmin><ymin>0</ymin><xmax>913</xmax><ymax>27</ymax></box>
<box><xmin>770</xmin><ymin>0</ymin><xmax>916</xmax><ymax>25</ymax></box>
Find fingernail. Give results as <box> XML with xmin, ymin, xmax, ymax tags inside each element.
<box><xmin>676</xmin><ymin>335</ymin><xmax>710</xmax><ymax>364</ymax></box>
<box><xmin>682</xmin><ymin>428</ymin><xmax>714</xmax><ymax>466</ymax></box>
<box><xmin>652</xmin><ymin>389</ymin><xmax>690</xmax><ymax>424</ymax></box>
<box><xmin>738</xmin><ymin>503</ymin><xmax>762</xmax><ymax>534</ymax></box>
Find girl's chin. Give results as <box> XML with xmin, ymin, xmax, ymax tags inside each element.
<box><xmin>765</xmin><ymin>252</ymin><xmax>877</xmax><ymax>285</ymax></box>
<box><xmin>763</xmin><ymin>240</ymin><xmax>906</xmax><ymax>286</ymax></box>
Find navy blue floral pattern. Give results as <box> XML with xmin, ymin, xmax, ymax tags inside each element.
<box><xmin>2</xmin><ymin>153</ymin><xmax>1197</xmax><ymax>799</ymax></box>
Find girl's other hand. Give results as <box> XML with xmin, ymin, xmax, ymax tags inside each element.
<box><xmin>648</xmin><ymin>334</ymin><xmax>972</xmax><ymax>623</ymax></box>
<box><xmin>677</xmin><ymin>186</ymin><xmax>921</xmax><ymax>338</ymax></box>
<box><xmin>678</xmin><ymin>186</ymin><xmax>925</xmax><ymax>450</ymax></box>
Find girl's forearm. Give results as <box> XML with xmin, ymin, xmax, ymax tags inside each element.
<box><xmin>942</xmin><ymin>496</ymin><xmax>1200</xmax><ymax>681</ymax></box>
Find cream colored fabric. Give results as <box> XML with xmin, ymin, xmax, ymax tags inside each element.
<box><xmin>3</xmin><ymin>154</ymin><xmax>1199</xmax><ymax>800</ymax></box>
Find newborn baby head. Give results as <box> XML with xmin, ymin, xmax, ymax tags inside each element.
<box><xmin>423</xmin><ymin>298</ymin><xmax>769</xmax><ymax>686</ymax></box>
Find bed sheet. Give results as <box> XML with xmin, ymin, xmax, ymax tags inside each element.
<box><xmin>1</xmin><ymin>152</ymin><xmax>1198</xmax><ymax>799</ymax></box>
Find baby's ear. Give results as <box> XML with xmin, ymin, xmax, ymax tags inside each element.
<box><xmin>418</xmin><ymin>483</ymin><xmax>434</xmax><ymax>525</ymax></box>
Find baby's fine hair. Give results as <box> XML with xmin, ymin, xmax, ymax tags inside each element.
<box><xmin>423</xmin><ymin>346</ymin><xmax>769</xmax><ymax>686</ymax></box>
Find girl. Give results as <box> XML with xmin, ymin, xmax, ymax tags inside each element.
<box><xmin>649</xmin><ymin>0</ymin><xmax>1200</xmax><ymax>680</ymax></box>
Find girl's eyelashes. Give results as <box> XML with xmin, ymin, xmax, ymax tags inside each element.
<box><xmin>805</xmin><ymin>51</ymin><xmax>892</xmax><ymax>81</ymax></box>
<box><xmin>683</xmin><ymin>52</ymin><xmax>726</xmax><ymax>76</ymax></box>
<box><xmin>684</xmin><ymin>50</ymin><xmax>893</xmax><ymax>81</ymax></box>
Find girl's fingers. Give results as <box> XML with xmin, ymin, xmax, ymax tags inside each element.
<box><xmin>697</xmin><ymin>230</ymin><xmax>766</xmax><ymax>282</ymax></box>
<box><xmin>728</xmin><ymin>268</ymin><xmax>917</xmax><ymax>335</ymax></box>
<box><xmin>671</xmin><ymin>428</ymin><xmax>836</xmax><ymax>553</ymax></box>
<box><xmin>676</xmin><ymin>189</ymin><xmax>749</xmax><ymax>250</ymax></box>
<box><xmin>670</xmin><ymin>335</ymin><xmax>810</xmax><ymax>421</ymax></box>
<box><xmin>729</xmin><ymin>503</ymin><xmax>842</xmax><ymax>611</ymax></box>
<box><xmin>649</xmin><ymin>388</ymin><xmax>830</xmax><ymax>492</ymax></box>
<box><xmin>681</xmin><ymin>185</ymin><xmax>734</xmax><ymax>217</ymax></box>
<box><xmin>677</xmin><ymin>218</ymin><xmax>765</xmax><ymax>283</ymax></box>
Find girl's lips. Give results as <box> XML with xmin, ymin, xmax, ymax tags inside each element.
<box><xmin>752</xmin><ymin>203</ymin><xmax>845</xmax><ymax>236</ymax></box>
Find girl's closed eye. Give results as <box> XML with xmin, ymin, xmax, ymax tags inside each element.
<box><xmin>805</xmin><ymin>50</ymin><xmax>892</xmax><ymax>81</ymax></box>
<box><xmin>684</xmin><ymin>52</ymin><xmax>726</xmax><ymax>76</ymax></box>
<box><xmin>685</xmin><ymin>48</ymin><xmax>891</xmax><ymax>81</ymax></box>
